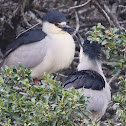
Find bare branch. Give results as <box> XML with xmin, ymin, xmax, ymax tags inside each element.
<box><xmin>72</xmin><ymin>10</ymin><xmax>80</xmax><ymax>36</ymax></box>
<box><xmin>119</xmin><ymin>5</ymin><xmax>126</xmax><ymax>8</ymax></box>
<box><xmin>119</xmin><ymin>20</ymin><xmax>126</xmax><ymax>24</ymax></box>
<box><xmin>120</xmin><ymin>9</ymin><xmax>126</xmax><ymax>15</ymax></box>
<box><xmin>111</xmin><ymin>2</ymin><xmax>118</xmax><ymax>13</ymax></box>
<box><xmin>69</xmin><ymin>0</ymin><xmax>91</xmax><ymax>10</ymax></box>
<box><xmin>108</xmin><ymin>73</ymin><xmax>120</xmax><ymax>85</ymax></box>
<box><xmin>54</xmin><ymin>73</ymin><xmax>68</xmax><ymax>78</ymax></box>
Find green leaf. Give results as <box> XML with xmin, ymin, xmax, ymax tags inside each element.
<box><xmin>105</xmin><ymin>49</ymin><xmax>110</xmax><ymax>59</ymax></box>
<box><xmin>112</xmin><ymin>28</ymin><xmax>119</xmax><ymax>34</ymax></box>
<box><xmin>31</xmin><ymin>97</ymin><xmax>36</xmax><ymax>104</ymax></box>
<box><xmin>87</xmin><ymin>36</ymin><xmax>94</xmax><ymax>42</ymax></box>
<box><xmin>102</xmin><ymin>40</ymin><xmax>108</xmax><ymax>45</ymax></box>
<box><xmin>112</xmin><ymin>67</ymin><xmax>121</xmax><ymax>76</ymax></box>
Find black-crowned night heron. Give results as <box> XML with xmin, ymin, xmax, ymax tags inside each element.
<box><xmin>0</xmin><ymin>11</ymin><xmax>75</xmax><ymax>85</ymax></box>
<box><xmin>62</xmin><ymin>36</ymin><xmax>111</xmax><ymax>120</ymax></box>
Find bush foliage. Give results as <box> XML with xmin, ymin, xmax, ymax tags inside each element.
<box><xmin>87</xmin><ymin>23</ymin><xmax>126</xmax><ymax>75</ymax></box>
<box><xmin>0</xmin><ymin>65</ymin><xmax>89</xmax><ymax>126</ymax></box>
<box><xmin>104</xmin><ymin>77</ymin><xmax>126</xmax><ymax>126</ymax></box>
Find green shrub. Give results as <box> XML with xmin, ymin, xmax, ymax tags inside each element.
<box><xmin>104</xmin><ymin>77</ymin><xmax>126</xmax><ymax>126</ymax></box>
<box><xmin>87</xmin><ymin>23</ymin><xmax>126</xmax><ymax>75</ymax></box>
<box><xmin>113</xmin><ymin>77</ymin><xmax>126</xmax><ymax>125</ymax></box>
<box><xmin>86</xmin><ymin>23</ymin><xmax>126</xmax><ymax>125</ymax></box>
<box><xmin>0</xmin><ymin>65</ymin><xmax>89</xmax><ymax>126</ymax></box>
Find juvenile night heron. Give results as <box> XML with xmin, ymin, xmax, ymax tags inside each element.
<box><xmin>62</xmin><ymin>35</ymin><xmax>111</xmax><ymax>120</ymax></box>
<box><xmin>0</xmin><ymin>11</ymin><xmax>75</xmax><ymax>85</ymax></box>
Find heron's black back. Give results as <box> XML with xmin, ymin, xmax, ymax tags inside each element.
<box><xmin>62</xmin><ymin>70</ymin><xmax>105</xmax><ymax>90</ymax></box>
<box><xmin>4</xmin><ymin>29</ymin><xmax>47</xmax><ymax>58</ymax></box>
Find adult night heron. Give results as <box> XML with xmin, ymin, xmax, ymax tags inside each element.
<box><xmin>0</xmin><ymin>11</ymin><xmax>75</xmax><ymax>85</ymax></box>
<box><xmin>62</xmin><ymin>35</ymin><xmax>111</xmax><ymax>119</ymax></box>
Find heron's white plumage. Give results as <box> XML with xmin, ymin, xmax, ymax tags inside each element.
<box><xmin>64</xmin><ymin>44</ymin><xmax>111</xmax><ymax>120</ymax></box>
<box><xmin>78</xmin><ymin>83</ymin><xmax>111</xmax><ymax>119</ymax></box>
<box><xmin>77</xmin><ymin>46</ymin><xmax>111</xmax><ymax>119</ymax></box>
<box><xmin>31</xmin><ymin>29</ymin><xmax>75</xmax><ymax>79</ymax></box>
<box><xmin>2</xmin><ymin>40</ymin><xmax>47</xmax><ymax>68</ymax></box>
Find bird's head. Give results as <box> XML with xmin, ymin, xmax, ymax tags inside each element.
<box><xmin>77</xmin><ymin>39</ymin><xmax>102</xmax><ymax>71</ymax></box>
<box><xmin>42</xmin><ymin>11</ymin><xmax>74</xmax><ymax>34</ymax></box>
<box><xmin>76</xmin><ymin>32</ymin><xmax>101</xmax><ymax>61</ymax></box>
<box><xmin>82</xmin><ymin>40</ymin><xmax>102</xmax><ymax>60</ymax></box>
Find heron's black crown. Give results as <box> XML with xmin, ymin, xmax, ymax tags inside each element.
<box><xmin>82</xmin><ymin>40</ymin><xmax>101</xmax><ymax>60</ymax></box>
<box><xmin>42</xmin><ymin>11</ymin><xmax>67</xmax><ymax>23</ymax></box>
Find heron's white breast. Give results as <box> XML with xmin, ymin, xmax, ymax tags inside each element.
<box><xmin>31</xmin><ymin>32</ymin><xmax>75</xmax><ymax>79</ymax></box>
<box><xmin>49</xmin><ymin>33</ymin><xmax>75</xmax><ymax>71</ymax></box>
<box><xmin>77</xmin><ymin>83</ymin><xmax>111</xmax><ymax>118</ymax></box>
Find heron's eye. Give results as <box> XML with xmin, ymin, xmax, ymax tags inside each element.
<box><xmin>54</xmin><ymin>23</ymin><xmax>59</xmax><ymax>26</ymax></box>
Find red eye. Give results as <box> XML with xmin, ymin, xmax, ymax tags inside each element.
<box><xmin>54</xmin><ymin>23</ymin><xmax>59</xmax><ymax>26</ymax></box>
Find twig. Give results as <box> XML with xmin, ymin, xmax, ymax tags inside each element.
<box><xmin>119</xmin><ymin>20</ymin><xmax>126</xmax><ymax>24</ymax></box>
<box><xmin>54</xmin><ymin>73</ymin><xmax>68</xmax><ymax>78</ymax></box>
<box><xmin>16</xmin><ymin>22</ymin><xmax>41</xmax><ymax>39</ymax></box>
<box><xmin>120</xmin><ymin>9</ymin><xmax>126</xmax><ymax>15</ymax></box>
<box><xmin>78</xmin><ymin>106</ymin><xmax>91</xmax><ymax>124</ymax></box>
<box><xmin>72</xmin><ymin>10</ymin><xmax>80</xmax><ymax>36</ymax></box>
<box><xmin>69</xmin><ymin>0</ymin><xmax>91</xmax><ymax>10</ymax></box>
<box><xmin>108</xmin><ymin>73</ymin><xmax>119</xmax><ymax>85</ymax></box>
<box><xmin>80</xmin><ymin>17</ymin><xmax>106</xmax><ymax>22</ymax></box>
<box><xmin>107</xmin><ymin>101</ymin><xmax>114</xmax><ymax>108</ymax></box>
<box><xmin>111</xmin><ymin>2</ymin><xmax>118</xmax><ymax>13</ymax></box>
<box><xmin>78</xmin><ymin>6</ymin><xmax>95</xmax><ymax>15</ymax></box>
<box><xmin>13</xmin><ymin>86</ymin><xmax>22</xmax><ymax>90</ymax></box>
<box><xmin>32</xmin><ymin>9</ymin><xmax>43</xmax><ymax>19</ymax></box>
<box><xmin>119</xmin><ymin>5</ymin><xmax>126</xmax><ymax>8</ymax></box>
<box><xmin>123</xmin><ymin>48</ymin><xmax>126</xmax><ymax>79</ymax></box>
<box><xmin>72</xmin><ymin>62</ymin><xmax>78</xmax><ymax>67</ymax></box>
<box><xmin>19</xmin><ymin>92</ymin><xmax>27</xmax><ymax>95</ymax></box>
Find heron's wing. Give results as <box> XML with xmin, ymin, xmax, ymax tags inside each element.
<box><xmin>62</xmin><ymin>70</ymin><xmax>106</xmax><ymax>112</ymax></box>
<box><xmin>62</xmin><ymin>70</ymin><xmax>105</xmax><ymax>90</ymax></box>
<box><xmin>1</xmin><ymin>30</ymin><xmax>48</xmax><ymax>68</ymax></box>
<box><xmin>4</xmin><ymin>29</ymin><xmax>47</xmax><ymax>57</ymax></box>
